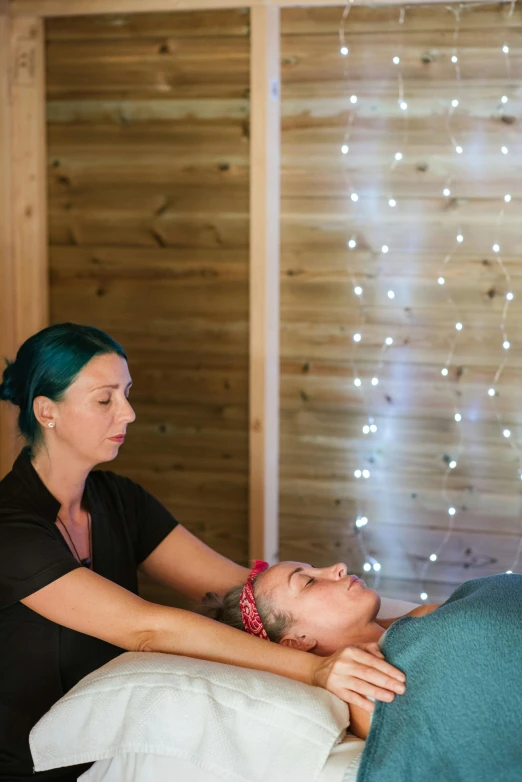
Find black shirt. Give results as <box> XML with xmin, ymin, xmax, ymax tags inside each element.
<box><xmin>0</xmin><ymin>447</ymin><xmax>179</xmax><ymax>782</ymax></box>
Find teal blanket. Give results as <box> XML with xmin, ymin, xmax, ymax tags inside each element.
<box><xmin>356</xmin><ymin>574</ymin><xmax>522</xmax><ymax>782</ymax></box>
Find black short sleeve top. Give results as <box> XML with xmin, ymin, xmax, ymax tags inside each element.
<box><xmin>0</xmin><ymin>446</ymin><xmax>179</xmax><ymax>782</ymax></box>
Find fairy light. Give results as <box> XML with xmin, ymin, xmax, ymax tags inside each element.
<box><xmin>493</xmin><ymin>243</ymin><xmax>500</xmax><ymax>252</ymax></box>
<box><xmin>337</xmin><ymin>0</ymin><xmax>386</xmax><ymax>584</ymax></box>
<box><xmin>371</xmin><ymin>377</ymin><xmax>379</xmax><ymax>386</ymax></box>
<box><xmin>419</xmin><ymin>5</ymin><xmax>474</xmax><ymax>601</ymax></box>
<box><xmin>339</xmin><ymin>3</ymin><xmax>522</xmax><ymax>593</ymax></box>
<box><xmin>503</xmin><ymin>429</ymin><xmax>511</xmax><ymax>439</ymax></box>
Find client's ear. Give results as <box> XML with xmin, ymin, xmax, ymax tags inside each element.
<box><xmin>280</xmin><ymin>634</ymin><xmax>317</xmax><ymax>652</ymax></box>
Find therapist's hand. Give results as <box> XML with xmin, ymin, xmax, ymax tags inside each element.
<box><xmin>311</xmin><ymin>642</ymin><xmax>406</xmax><ymax>712</ymax></box>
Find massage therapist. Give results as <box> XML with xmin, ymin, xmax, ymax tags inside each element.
<box><xmin>0</xmin><ymin>323</ymin><xmax>406</xmax><ymax>782</ymax></box>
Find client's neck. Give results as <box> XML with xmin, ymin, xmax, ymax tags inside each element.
<box><xmin>345</xmin><ymin>622</ymin><xmax>386</xmax><ymax>647</ymax></box>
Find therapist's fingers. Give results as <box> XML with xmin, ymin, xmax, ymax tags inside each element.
<box><xmin>343</xmin><ymin>675</ymin><xmax>400</xmax><ymax>704</ymax></box>
<box><xmin>312</xmin><ymin>645</ymin><xmax>406</xmax><ymax>707</ymax></box>
<box><xmin>327</xmin><ymin>662</ymin><xmax>404</xmax><ymax>703</ymax></box>
<box><xmin>359</xmin><ymin>641</ymin><xmax>385</xmax><ymax>660</ymax></box>
<box><xmin>341</xmin><ymin>645</ymin><xmax>406</xmax><ymax>683</ymax></box>
<box><xmin>339</xmin><ymin>691</ymin><xmax>376</xmax><ymax>714</ymax></box>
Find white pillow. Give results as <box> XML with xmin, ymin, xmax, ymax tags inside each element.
<box><xmin>30</xmin><ymin>651</ymin><xmax>349</xmax><ymax>782</ymax></box>
<box><xmin>377</xmin><ymin>596</ymin><xmax>419</xmax><ymax>620</ymax></box>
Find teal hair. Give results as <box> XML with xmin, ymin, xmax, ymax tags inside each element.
<box><xmin>0</xmin><ymin>323</ymin><xmax>128</xmax><ymax>451</ymax></box>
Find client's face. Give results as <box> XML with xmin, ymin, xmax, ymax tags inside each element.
<box><xmin>258</xmin><ymin>561</ymin><xmax>381</xmax><ymax>656</ymax></box>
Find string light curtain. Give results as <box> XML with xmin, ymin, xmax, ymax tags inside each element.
<box><xmin>338</xmin><ymin>0</ymin><xmax>521</xmax><ymax>599</ymax></box>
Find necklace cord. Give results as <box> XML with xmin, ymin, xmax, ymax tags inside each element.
<box><xmin>56</xmin><ymin>513</ymin><xmax>92</xmax><ymax>567</ymax></box>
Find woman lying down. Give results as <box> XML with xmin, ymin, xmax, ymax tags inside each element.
<box><xmin>201</xmin><ymin>561</ymin><xmax>522</xmax><ymax>782</ymax></box>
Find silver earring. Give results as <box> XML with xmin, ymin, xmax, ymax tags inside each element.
<box><xmin>48</xmin><ymin>422</ymin><xmax>55</xmax><ymax>428</ymax></box>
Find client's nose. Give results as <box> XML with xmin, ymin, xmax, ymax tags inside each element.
<box><xmin>327</xmin><ymin>562</ymin><xmax>348</xmax><ymax>580</ymax></box>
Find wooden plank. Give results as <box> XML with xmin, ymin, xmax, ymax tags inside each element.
<box><xmin>11</xmin><ymin>17</ymin><xmax>49</xmax><ymax>340</ymax></box>
<box><xmin>46</xmin><ymin>99</ymin><xmax>250</xmax><ymax>122</ymax></box>
<box><xmin>0</xmin><ymin>12</ymin><xmax>17</xmax><ymax>479</ymax></box>
<box><xmin>281</xmin><ymin>5</ymin><xmax>522</xmax><ymax>35</ymax></box>
<box><xmin>45</xmin><ymin>37</ymin><xmax>250</xmax><ymax>98</ymax></box>
<box><xmin>9</xmin><ymin>0</ymin><xmax>516</xmax><ymax>18</ymax></box>
<box><xmin>46</xmin><ymin>9</ymin><xmax>250</xmax><ymax>39</ymax></box>
<box><xmin>0</xmin><ymin>14</ymin><xmax>48</xmax><ymax>478</ymax></box>
<box><xmin>249</xmin><ymin>5</ymin><xmax>280</xmax><ymax>564</ymax></box>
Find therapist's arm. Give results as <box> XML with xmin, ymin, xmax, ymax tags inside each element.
<box><xmin>349</xmin><ymin>703</ymin><xmax>372</xmax><ymax>740</ymax></box>
<box><xmin>138</xmin><ymin>524</ymin><xmax>250</xmax><ymax>600</ymax></box>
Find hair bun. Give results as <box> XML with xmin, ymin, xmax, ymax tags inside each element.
<box><xmin>0</xmin><ymin>360</ymin><xmax>20</xmax><ymax>406</ymax></box>
<box><xmin>199</xmin><ymin>591</ymin><xmax>226</xmax><ymax>623</ymax></box>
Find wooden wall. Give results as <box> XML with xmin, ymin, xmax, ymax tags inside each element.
<box><xmin>45</xmin><ymin>9</ymin><xmax>251</xmax><ymax>603</ymax></box>
<box><xmin>45</xmin><ymin>4</ymin><xmax>522</xmax><ymax>607</ymax></box>
<box><xmin>279</xmin><ymin>3</ymin><xmax>522</xmax><ymax>603</ymax></box>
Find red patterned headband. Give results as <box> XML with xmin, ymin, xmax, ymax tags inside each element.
<box><xmin>239</xmin><ymin>560</ymin><xmax>270</xmax><ymax>641</ymax></box>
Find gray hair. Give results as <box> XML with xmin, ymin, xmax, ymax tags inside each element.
<box><xmin>199</xmin><ymin>576</ymin><xmax>294</xmax><ymax>643</ymax></box>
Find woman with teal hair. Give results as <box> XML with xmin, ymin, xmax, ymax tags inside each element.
<box><xmin>0</xmin><ymin>323</ymin><xmax>406</xmax><ymax>782</ymax></box>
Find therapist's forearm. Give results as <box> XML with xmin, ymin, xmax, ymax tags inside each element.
<box><xmin>136</xmin><ymin>601</ymin><xmax>316</xmax><ymax>685</ymax></box>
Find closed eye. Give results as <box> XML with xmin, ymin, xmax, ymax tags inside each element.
<box><xmin>99</xmin><ymin>393</ymin><xmax>130</xmax><ymax>406</ymax></box>
<box><xmin>306</xmin><ymin>577</ymin><xmax>315</xmax><ymax>586</ymax></box>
